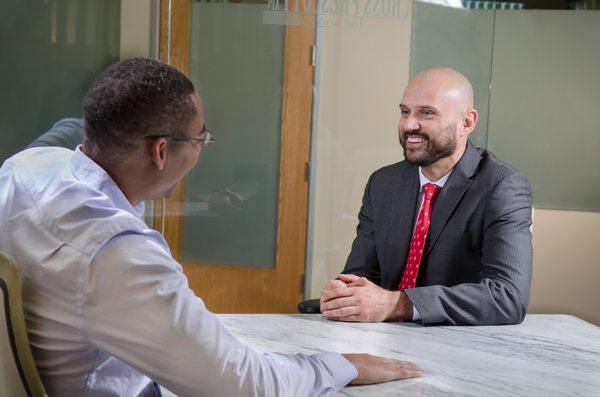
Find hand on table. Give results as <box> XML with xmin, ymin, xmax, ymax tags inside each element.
<box><xmin>320</xmin><ymin>274</ymin><xmax>413</xmax><ymax>322</ymax></box>
<box><xmin>342</xmin><ymin>354</ymin><xmax>421</xmax><ymax>385</ymax></box>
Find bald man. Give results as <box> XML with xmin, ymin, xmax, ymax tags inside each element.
<box><xmin>319</xmin><ymin>68</ymin><xmax>533</xmax><ymax>326</ymax></box>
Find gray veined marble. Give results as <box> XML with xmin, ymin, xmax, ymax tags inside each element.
<box><xmin>218</xmin><ymin>314</ymin><xmax>600</xmax><ymax>396</ymax></box>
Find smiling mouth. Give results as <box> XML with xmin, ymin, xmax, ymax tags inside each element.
<box><xmin>404</xmin><ymin>133</ymin><xmax>428</xmax><ymax>146</ymax></box>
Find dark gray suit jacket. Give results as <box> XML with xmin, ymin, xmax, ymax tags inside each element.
<box><xmin>27</xmin><ymin>118</ymin><xmax>84</xmax><ymax>150</ymax></box>
<box><xmin>342</xmin><ymin>141</ymin><xmax>533</xmax><ymax>325</ymax></box>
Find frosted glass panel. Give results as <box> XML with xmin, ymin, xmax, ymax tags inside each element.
<box><xmin>487</xmin><ymin>10</ymin><xmax>600</xmax><ymax>211</ymax></box>
<box><xmin>0</xmin><ymin>0</ymin><xmax>121</xmax><ymax>164</ymax></box>
<box><xmin>183</xmin><ymin>3</ymin><xmax>284</xmax><ymax>268</ymax></box>
<box><xmin>410</xmin><ymin>1</ymin><xmax>494</xmax><ymax>147</ymax></box>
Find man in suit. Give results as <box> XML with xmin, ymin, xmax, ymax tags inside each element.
<box><xmin>319</xmin><ymin>68</ymin><xmax>533</xmax><ymax>326</ymax></box>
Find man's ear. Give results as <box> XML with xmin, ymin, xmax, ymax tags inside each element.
<box><xmin>150</xmin><ymin>138</ymin><xmax>168</xmax><ymax>171</ymax></box>
<box><xmin>462</xmin><ymin>108</ymin><xmax>479</xmax><ymax>136</ymax></box>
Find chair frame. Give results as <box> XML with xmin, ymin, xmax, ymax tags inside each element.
<box><xmin>0</xmin><ymin>252</ymin><xmax>47</xmax><ymax>397</ymax></box>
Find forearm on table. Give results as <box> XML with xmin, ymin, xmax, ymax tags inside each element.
<box><xmin>87</xmin><ymin>234</ymin><xmax>357</xmax><ymax>396</ymax></box>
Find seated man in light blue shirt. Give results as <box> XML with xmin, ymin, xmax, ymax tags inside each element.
<box><xmin>0</xmin><ymin>58</ymin><xmax>421</xmax><ymax>396</ymax></box>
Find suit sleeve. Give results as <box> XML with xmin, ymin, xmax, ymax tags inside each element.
<box><xmin>405</xmin><ymin>171</ymin><xmax>533</xmax><ymax>325</ymax></box>
<box><xmin>341</xmin><ymin>174</ymin><xmax>382</xmax><ymax>285</ymax></box>
<box><xmin>26</xmin><ymin>118</ymin><xmax>84</xmax><ymax>150</ymax></box>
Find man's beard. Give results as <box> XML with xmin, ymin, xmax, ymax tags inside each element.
<box><xmin>399</xmin><ymin>124</ymin><xmax>458</xmax><ymax>167</ymax></box>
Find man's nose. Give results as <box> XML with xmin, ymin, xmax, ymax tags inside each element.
<box><xmin>400</xmin><ymin>115</ymin><xmax>419</xmax><ymax>132</ymax></box>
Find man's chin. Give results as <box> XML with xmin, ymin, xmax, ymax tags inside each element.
<box><xmin>403</xmin><ymin>148</ymin><xmax>430</xmax><ymax>166</ymax></box>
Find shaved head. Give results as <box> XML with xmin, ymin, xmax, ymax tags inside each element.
<box><xmin>398</xmin><ymin>68</ymin><xmax>478</xmax><ymax>179</ymax></box>
<box><xmin>407</xmin><ymin>68</ymin><xmax>474</xmax><ymax>116</ymax></box>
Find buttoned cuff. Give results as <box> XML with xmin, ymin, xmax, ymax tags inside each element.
<box><xmin>314</xmin><ymin>352</ymin><xmax>358</xmax><ymax>390</ymax></box>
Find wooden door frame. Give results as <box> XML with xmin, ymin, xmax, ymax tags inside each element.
<box><xmin>155</xmin><ymin>0</ymin><xmax>315</xmax><ymax>313</ymax></box>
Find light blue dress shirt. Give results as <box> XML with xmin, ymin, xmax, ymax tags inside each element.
<box><xmin>0</xmin><ymin>147</ymin><xmax>357</xmax><ymax>396</ymax></box>
<box><xmin>411</xmin><ymin>167</ymin><xmax>452</xmax><ymax>321</ymax></box>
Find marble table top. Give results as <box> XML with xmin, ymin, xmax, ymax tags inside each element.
<box><xmin>218</xmin><ymin>314</ymin><xmax>600</xmax><ymax>396</ymax></box>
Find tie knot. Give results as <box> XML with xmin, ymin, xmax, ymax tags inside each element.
<box><xmin>423</xmin><ymin>183</ymin><xmax>441</xmax><ymax>200</ymax></box>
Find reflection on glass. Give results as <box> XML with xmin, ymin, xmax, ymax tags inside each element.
<box><xmin>183</xmin><ymin>2</ymin><xmax>285</xmax><ymax>268</ymax></box>
<box><xmin>0</xmin><ymin>0</ymin><xmax>121</xmax><ymax>163</ymax></box>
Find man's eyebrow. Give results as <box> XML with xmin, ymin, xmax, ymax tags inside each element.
<box><xmin>399</xmin><ymin>104</ymin><xmax>439</xmax><ymax>112</ymax></box>
<box><xmin>418</xmin><ymin>105</ymin><xmax>439</xmax><ymax>112</ymax></box>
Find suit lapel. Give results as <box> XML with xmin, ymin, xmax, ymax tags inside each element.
<box><xmin>426</xmin><ymin>141</ymin><xmax>481</xmax><ymax>256</ymax></box>
<box><xmin>386</xmin><ymin>165</ymin><xmax>420</xmax><ymax>284</ymax></box>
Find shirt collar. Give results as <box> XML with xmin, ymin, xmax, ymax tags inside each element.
<box><xmin>70</xmin><ymin>146</ymin><xmax>145</xmax><ymax>218</ymax></box>
<box><xmin>418</xmin><ymin>166</ymin><xmax>452</xmax><ymax>191</ymax></box>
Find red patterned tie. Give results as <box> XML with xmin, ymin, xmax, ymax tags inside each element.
<box><xmin>399</xmin><ymin>183</ymin><xmax>442</xmax><ymax>290</ymax></box>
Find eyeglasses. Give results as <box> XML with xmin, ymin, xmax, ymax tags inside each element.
<box><xmin>144</xmin><ymin>129</ymin><xmax>215</xmax><ymax>148</ymax></box>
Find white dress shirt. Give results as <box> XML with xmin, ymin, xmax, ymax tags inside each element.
<box><xmin>411</xmin><ymin>167</ymin><xmax>452</xmax><ymax>321</ymax></box>
<box><xmin>0</xmin><ymin>147</ymin><xmax>357</xmax><ymax>396</ymax></box>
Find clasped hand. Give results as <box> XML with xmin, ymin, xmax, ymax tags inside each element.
<box><xmin>319</xmin><ymin>274</ymin><xmax>421</xmax><ymax>385</ymax></box>
<box><xmin>320</xmin><ymin>274</ymin><xmax>412</xmax><ymax>322</ymax></box>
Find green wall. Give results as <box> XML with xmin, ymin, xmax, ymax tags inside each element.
<box><xmin>411</xmin><ymin>2</ymin><xmax>600</xmax><ymax>211</ymax></box>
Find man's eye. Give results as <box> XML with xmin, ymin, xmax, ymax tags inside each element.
<box><xmin>400</xmin><ymin>109</ymin><xmax>409</xmax><ymax>116</ymax></box>
<box><xmin>421</xmin><ymin>110</ymin><xmax>433</xmax><ymax>116</ymax></box>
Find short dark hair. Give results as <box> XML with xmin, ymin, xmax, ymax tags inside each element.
<box><xmin>83</xmin><ymin>58</ymin><xmax>196</xmax><ymax>160</ymax></box>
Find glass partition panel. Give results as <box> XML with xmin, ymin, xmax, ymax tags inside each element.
<box><xmin>0</xmin><ymin>0</ymin><xmax>159</xmax><ymax>223</ymax></box>
<box><xmin>0</xmin><ymin>0</ymin><xmax>121</xmax><ymax>164</ymax></box>
<box><xmin>487</xmin><ymin>10</ymin><xmax>600</xmax><ymax>211</ymax></box>
<box><xmin>410</xmin><ymin>1</ymin><xmax>495</xmax><ymax>147</ymax></box>
<box><xmin>183</xmin><ymin>1</ymin><xmax>285</xmax><ymax>268</ymax></box>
